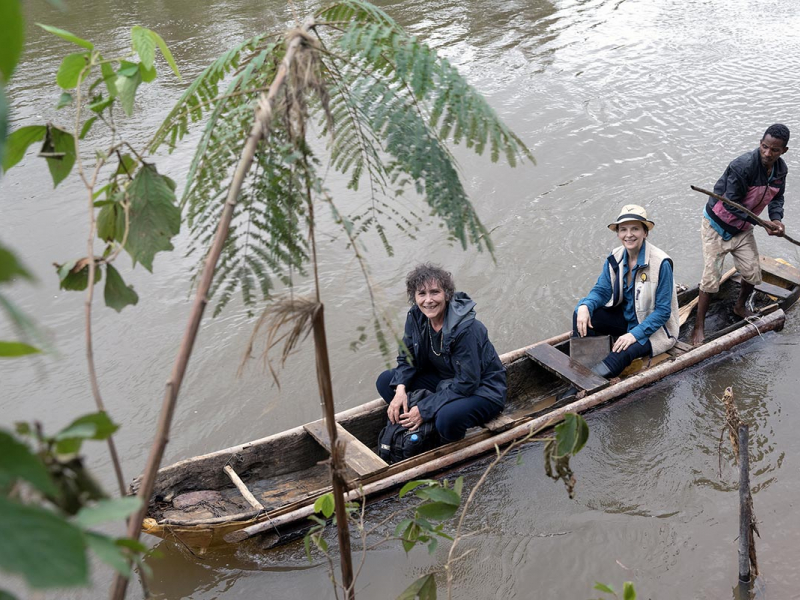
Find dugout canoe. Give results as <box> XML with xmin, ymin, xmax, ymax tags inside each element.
<box><xmin>131</xmin><ymin>255</ymin><xmax>800</xmax><ymax>551</ymax></box>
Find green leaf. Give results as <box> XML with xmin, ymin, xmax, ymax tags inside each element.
<box><xmin>454</xmin><ymin>476</ymin><xmax>463</xmax><ymax>498</ymax></box>
<box><xmin>0</xmin><ymin>497</ymin><xmax>88</xmax><ymax>588</ymax></box>
<box><xmin>0</xmin><ymin>87</ymin><xmax>7</xmax><ymax>168</ymax></box>
<box><xmin>554</xmin><ymin>413</ymin><xmax>589</xmax><ymax>458</ymax></box>
<box><xmin>149</xmin><ymin>28</ymin><xmax>181</xmax><ymax>80</ymax></box>
<box><xmin>414</xmin><ymin>487</ymin><xmax>460</xmax><ymax>506</ymax></box>
<box><xmin>623</xmin><ymin>582</ymin><xmax>636</xmax><ymax>600</ymax></box>
<box><xmin>0</xmin><ymin>0</ymin><xmax>24</xmax><ymax>82</ymax></box>
<box><xmin>54</xmin><ymin>411</ymin><xmax>118</xmax><ymax>455</ymax></box>
<box><xmin>313</xmin><ymin>493</ymin><xmax>335</xmax><ymax>519</ymax></box>
<box><xmin>399</xmin><ymin>480</ymin><xmax>437</xmax><ymax>498</ymax></box>
<box><xmin>97</xmin><ymin>202</ymin><xmax>124</xmax><ymax>242</ymax></box>
<box><xmin>426</xmin><ymin>536</ymin><xmax>438</xmax><ymax>555</ymax></box>
<box><xmin>41</xmin><ymin>125</ymin><xmax>76</xmax><ymax>187</ymax></box>
<box><xmin>36</xmin><ymin>24</ymin><xmax>94</xmax><ymax>50</ymax></box>
<box><xmin>104</xmin><ymin>264</ymin><xmax>138</xmax><ymax>312</ymax></box>
<box><xmin>56</xmin><ymin>258</ymin><xmax>101</xmax><ymax>291</ymax></box>
<box><xmin>100</xmin><ymin>62</ymin><xmax>117</xmax><ymax>98</ymax></box>
<box><xmin>0</xmin><ymin>430</ymin><xmax>56</xmax><ymax>496</ymax></box>
<box><xmin>56</xmin><ymin>92</ymin><xmax>73</xmax><ymax>109</ymax></box>
<box><xmin>594</xmin><ymin>582</ymin><xmax>615</xmax><ymax>594</ymax></box>
<box><xmin>131</xmin><ymin>26</ymin><xmax>156</xmax><ymax>71</ymax></box>
<box><xmin>57</xmin><ymin>412</ymin><xmax>119</xmax><ymax>442</ymax></box>
<box><xmin>0</xmin><ymin>341</ymin><xmax>40</xmax><ymax>357</ymax></box>
<box><xmin>88</xmin><ymin>96</ymin><xmax>112</xmax><ymax>115</ymax></box>
<box><xmin>117</xmin><ymin>61</ymin><xmax>139</xmax><ymax>78</ymax></box>
<box><xmin>83</xmin><ymin>532</ymin><xmax>130</xmax><ymax>576</ymax></box>
<box><xmin>79</xmin><ymin>116</ymin><xmax>97</xmax><ymax>139</ymax></box>
<box><xmin>139</xmin><ymin>62</ymin><xmax>157</xmax><ymax>83</ymax></box>
<box><xmin>416</xmin><ymin>501</ymin><xmax>458</xmax><ymax>521</ymax></box>
<box><xmin>73</xmin><ymin>497</ymin><xmax>141</xmax><ymax>528</ymax></box>
<box><xmin>394</xmin><ymin>518</ymin><xmax>413</xmax><ymax>538</ymax></box>
<box><xmin>0</xmin><ymin>242</ymin><xmax>33</xmax><ymax>283</ymax></box>
<box><xmin>115</xmin><ymin>69</ymin><xmax>142</xmax><ymax>117</ymax></box>
<box><xmin>124</xmin><ymin>164</ymin><xmax>180</xmax><ymax>271</ymax></box>
<box><xmin>2</xmin><ymin>125</ymin><xmax>46</xmax><ymax>171</ymax></box>
<box><xmin>56</xmin><ymin>52</ymin><xmax>88</xmax><ymax>89</ymax></box>
<box><xmin>396</xmin><ymin>573</ymin><xmax>436</xmax><ymax>600</ymax></box>
<box><xmin>0</xmin><ymin>589</ymin><xmax>18</xmax><ymax>600</ymax></box>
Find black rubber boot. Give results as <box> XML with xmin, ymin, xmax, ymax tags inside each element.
<box><xmin>556</xmin><ymin>361</ymin><xmax>612</xmax><ymax>400</ymax></box>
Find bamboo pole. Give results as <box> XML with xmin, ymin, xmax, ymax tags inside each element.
<box><xmin>109</xmin><ymin>21</ymin><xmax>315</xmax><ymax>600</ymax></box>
<box><xmin>227</xmin><ymin>309</ymin><xmax>785</xmax><ymax>543</ymax></box>
<box><xmin>691</xmin><ymin>185</ymin><xmax>800</xmax><ymax>247</ymax></box>
<box><xmin>737</xmin><ymin>424</ymin><xmax>751</xmax><ymax>583</ymax></box>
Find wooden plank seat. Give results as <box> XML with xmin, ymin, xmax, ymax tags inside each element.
<box><xmin>760</xmin><ymin>255</ymin><xmax>800</xmax><ymax>286</ymax></box>
<box><xmin>730</xmin><ymin>274</ymin><xmax>794</xmax><ymax>300</ymax></box>
<box><xmin>304</xmin><ymin>419</ymin><xmax>388</xmax><ymax>476</ymax></box>
<box><xmin>525</xmin><ymin>343</ymin><xmax>608</xmax><ymax>393</ymax></box>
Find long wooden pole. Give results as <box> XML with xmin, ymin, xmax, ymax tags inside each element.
<box><xmin>737</xmin><ymin>424</ymin><xmax>751</xmax><ymax>583</ymax></box>
<box><xmin>312</xmin><ymin>305</ymin><xmax>355</xmax><ymax>599</ymax></box>
<box><xmin>228</xmin><ymin>309</ymin><xmax>785</xmax><ymax>542</ymax></box>
<box><xmin>109</xmin><ymin>21</ymin><xmax>314</xmax><ymax>600</ymax></box>
<box><xmin>691</xmin><ymin>185</ymin><xmax>800</xmax><ymax>247</ymax></box>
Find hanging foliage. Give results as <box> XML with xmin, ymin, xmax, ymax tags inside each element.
<box><xmin>152</xmin><ymin>0</ymin><xmax>533</xmax><ymax>318</ymax></box>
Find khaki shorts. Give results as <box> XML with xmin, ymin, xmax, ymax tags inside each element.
<box><xmin>699</xmin><ymin>218</ymin><xmax>762</xmax><ymax>293</ymax></box>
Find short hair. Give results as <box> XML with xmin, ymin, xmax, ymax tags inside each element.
<box><xmin>405</xmin><ymin>263</ymin><xmax>455</xmax><ymax>304</ymax></box>
<box><xmin>763</xmin><ymin>123</ymin><xmax>790</xmax><ymax>146</ymax></box>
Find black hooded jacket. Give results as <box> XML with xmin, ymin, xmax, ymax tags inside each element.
<box><xmin>389</xmin><ymin>292</ymin><xmax>507</xmax><ymax>421</ymax></box>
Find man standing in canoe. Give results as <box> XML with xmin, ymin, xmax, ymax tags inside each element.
<box><xmin>691</xmin><ymin>124</ymin><xmax>790</xmax><ymax>345</ymax></box>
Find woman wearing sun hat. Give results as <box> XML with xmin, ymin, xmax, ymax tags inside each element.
<box><xmin>570</xmin><ymin>204</ymin><xmax>680</xmax><ymax>382</ymax></box>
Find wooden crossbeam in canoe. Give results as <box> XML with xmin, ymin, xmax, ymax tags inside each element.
<box><xmin>304</xmin><ymin>419</ymin><xmax>388</xmax><ymax>476</ymax></box>
<box><xmin>525</xmin><ymin>343</ymin><xmax>608</xmax><ymax>392</ymax></box>
<box><xmin>760</xmin><ymin>255</ymin><xmax>800</xmax><ymax>286</ymax></box>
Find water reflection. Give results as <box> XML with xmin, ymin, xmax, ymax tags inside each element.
<box><xmin>4</xmin><ymin>0</ymin><xmax>800</xmax><ymax>597</ymax></box>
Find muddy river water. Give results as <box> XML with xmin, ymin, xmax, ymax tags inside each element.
<box><xmin>3</xmin><ymin>0</ymin><xmax>800</xmax><ymax>598</ymax></box>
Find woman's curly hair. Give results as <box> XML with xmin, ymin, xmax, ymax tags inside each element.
<box><xmin>405</xmin><ymin>263</ymin><xmax>455</xmax><ymax>304</ymax></box>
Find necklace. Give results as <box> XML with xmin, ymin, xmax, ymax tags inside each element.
<box><xmin>428</xmin><ymin>319</ymin><xmax>444</xmax><ymax>356</ymax></box>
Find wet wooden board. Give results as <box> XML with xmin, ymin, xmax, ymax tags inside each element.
<box><xmin>730</xmin><ymin>274</ymin><xmax>793</xmax><ymax>300</ymax></box>
<box><xmin>304</xmin><ymin>420</ymin><xmax>388</xmax><ymax>476</ymax></box>
<box><xmin>754</xmin><ymin>280</ymin><xmax>793</xmax><ymax>300</ymax></box>
<box><xmin>760</xmin><ymin>255</ymin><xmax>800</xmax><ymax>286</ymax></box>
<box><xmin>525</xmin><ymin>343</ymin><xmax>608</xmax><ymax>392</ymax></box>
<box><xmin>667</xmin><ymin>340</ymin><xmax>693</xmax><ymax>357</ymax></box>
<box><xmin>484</xmin><ymin>413</ymin><xmax>515</xmax><ymax>432</ymax></box>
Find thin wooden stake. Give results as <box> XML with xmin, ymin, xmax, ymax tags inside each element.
<box><xmin>737</xmin><ymin>424</ymin><xmax>751</xmax><ymax>583</ymax></box>
<box><xmin>312</xmin><ymin>304</ymin><xmax>355</xmax><ymax>600</ymax></box>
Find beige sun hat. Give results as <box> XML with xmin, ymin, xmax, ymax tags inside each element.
<box><xmin>607</xmin><ymin>204</ymin><xmax>655</xmax><ymax>231</ymax></box>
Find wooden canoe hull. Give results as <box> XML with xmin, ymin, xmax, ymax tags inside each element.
<box><xmin>133</xmin><ymin>257</ymin><xmax>800</xmax><ymax>551</ymax></box>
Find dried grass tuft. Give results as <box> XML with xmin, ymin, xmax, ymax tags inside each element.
<box><xmin>239</xmin><ymin>295</ymin><xmax>319</xmax><ymax>387</ymax></box>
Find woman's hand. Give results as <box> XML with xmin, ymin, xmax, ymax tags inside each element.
<box><xmin>399</xmin><ymin>406</ymin><xmax>423</xmax><ymax>431</ymax></box>
<box><xmin>576</xmin><ymin>305</ymin><xmax>593</xmax><ymax>337</ymax></box>
<box><xmin>387</xmin><ymin>385</ymin><xmax>408</xmax><ymax>424</ymax></box>
<box><xmin>612</xmin><ymin>333</ymin><xmax>637</xmax><ymax>352</ymax></box>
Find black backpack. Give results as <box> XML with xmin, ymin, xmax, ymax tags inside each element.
<box><xmin>377</xmin><ymin>389</ymin><xmax>441</xmax><ymax>464</ymax></box>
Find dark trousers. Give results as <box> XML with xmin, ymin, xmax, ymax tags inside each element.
<box><xmin>376</xmin><ymin>369</ymin><xmax>501</xmax><ymax>442</ymax></box>
<box><xmin>572</xmin><ymin>305</ymin><xmax>652</xmax><ymax>377</ymax></box>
